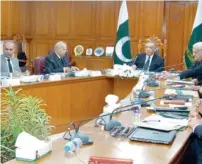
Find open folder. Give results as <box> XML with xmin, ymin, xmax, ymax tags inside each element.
<box><xmin>138</xmin><ymin>114</ymin><xmax>188</xmax><ymax>131</ymax></box>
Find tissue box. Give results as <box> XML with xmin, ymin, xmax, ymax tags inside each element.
<box><xmin>16</xmin><ymin>140</ymin><xmax>52</xmax><ymax>162</ymax></box>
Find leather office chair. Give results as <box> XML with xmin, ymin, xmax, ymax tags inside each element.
<box><xmin>33</xmin><ymin>56</ymin><xmax>46</xmax><ymax>75</ymax></box>
<box><xmin>137</xmin><ymin>35</ymin><xmax>167</xmax><ymax>64</ymax></box>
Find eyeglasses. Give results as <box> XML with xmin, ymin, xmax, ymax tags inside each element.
<box><xmin>193</xmin><ymin>50</ymin><xmax>201</xmax><ymax>55</ymax></box>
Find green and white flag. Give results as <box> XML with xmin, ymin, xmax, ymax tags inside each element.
<box><xmin>113</xmin><ymin>0</ymin><xmax>132</xmax><ymax>65</ymax></box>
<box><xmin>185</xmin><ymin>0</ymin><xmax>202</xmax><ymax>68</ymax></box>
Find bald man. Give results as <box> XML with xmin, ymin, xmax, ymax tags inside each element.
<box><xmin>45</xmin><ymin>41</ymin><xmax>79</xmax><ymax>74</ymax></box>
<box><xmin>1</xmin><ymin>41</ymin><xmax>21</xmax><ymax>77</ymax></box>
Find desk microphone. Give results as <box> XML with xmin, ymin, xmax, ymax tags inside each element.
<box><xmin>160</xmin><ymin>63</ymin><xmax>184</xmax><ymax>72</ymax></box>
<box><xmin>63</xmin><ymin>95</ymin><xmax>167</xmax><ymax>145</ymax></box>
<box><xmin>63</xmin><ymin>96</ymin><xmax>165</xmax><ymax>145</ymax></box>
<box><xmin>103</xmin><ymin>96</ymin><xmax>167</xmax><ymax>131</ymax></box>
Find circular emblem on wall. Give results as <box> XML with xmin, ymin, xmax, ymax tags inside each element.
<box><xmin>74</xmin><ymin>45</ymin><xmax>84</xmax><ymax>56</ymax></box>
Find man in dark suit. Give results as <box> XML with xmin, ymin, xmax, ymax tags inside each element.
<box><xmin>131</xmin><ymin>41</ymin><xmax>164</xmax><ymax>72</ymax></box>
<box><xmin>45</xmin><ymin>41</ymin><xmax>78</xmax><ymax>74</ymax></box>
<box><xmin>182</xmin><ymin>103</ymin><xmax>202</xmax><ymax>164</ymax></box>
<box><xmin>180</xmin><ymin>42</ymin><xmax>202</xmax><ymax>82</ymax></box>
<box><xmin>1</xmin><ymin>41</ymin><xmax>21</xmax><ymax>77</ymax></box>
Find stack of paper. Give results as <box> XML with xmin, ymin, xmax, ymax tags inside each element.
<box><xmin>165</xmin><ymin>89</ymin><xmax>198</xmax><ymax>98</ymax></box>
<box><xmin>138</xmin><ymin>114</ymin><xmax>188</xmax><ymax>131</ymax></box>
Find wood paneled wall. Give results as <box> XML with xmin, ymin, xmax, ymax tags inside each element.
<box><xmin>1</xmin><ymin>1</ymin><xmax>198</xmax><ymax>68</ymax></box>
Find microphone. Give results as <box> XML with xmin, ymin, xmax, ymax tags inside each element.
<box><xmin>102</xmin><ymin>96</ymin><xmax>166</xmax><ymax>131</ymax></box>
<box><xmin>63</xmin><ymin>96</ymin><xmax>166</xmax><ymax>144</ymax></box>
<box><xmin>137</xmin><ymin>81</ymin><xmax>150</xmax><ymax>99</ymax></box>
<box><xmin>159</xmin><ymin>63</ymin><xmax>184</xmax><ymax>72</ymax></box>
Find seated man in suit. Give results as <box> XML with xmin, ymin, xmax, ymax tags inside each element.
<box><xmin>180</xmin><ymin>42</ymin><xmax>202</xmax><ymax>82</ymax></box>
<box><xmin>182</xmin><ymin>102</ymin><xmax>202</xmax><ymax>164</ymax></box>
<box><xmin>131</xmin><ymin>40</ymin><xmax>164</xmax><ymax>72</ymax></box>
<box><xmin>45</xmin><ymin>41</ymin><xmax>78</xmax><ymax>74</ymax></box>
<box><xmin>1</xmin><ymin>41</ymin><xmax>21</xmax><ymax>77</ymax></box>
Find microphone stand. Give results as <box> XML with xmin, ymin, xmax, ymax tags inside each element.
<box><xmin>63</xmin><ymin>96</ymin><xmax>165</xmax><ymax>145</ymax></box>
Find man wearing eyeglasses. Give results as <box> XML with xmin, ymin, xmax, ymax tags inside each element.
<box><xmin>0</xmin><ymin>41</ymin><xmax>21</xmax><ymax>77</ymax></box>
<box><xmin>180</xmin><ymin>42</ymin><xmax>202</xmax><ymax>82</ymax></box>
<box><xmin>131</xmin><ymin>40</ymin><xmax>164</xmax><ymax>72</ymax></box>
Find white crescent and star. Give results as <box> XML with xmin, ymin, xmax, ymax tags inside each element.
<box><xmin>115</xmin><ymin>36</ymin><xmax>132</xmax><ymax>62</ymax></box>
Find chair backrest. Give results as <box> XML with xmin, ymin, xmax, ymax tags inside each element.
<box><xmin>137</xmin><ymin>35</ymin><xmax>167</xmax><ymax>63</ymax></box>
<box><xmin>33</xmin><ymin>56</ymin><xmax>46</xmax><ymax>75</ymax></box>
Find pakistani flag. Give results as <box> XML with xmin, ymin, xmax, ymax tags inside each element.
<box><xmin>185</xmin><ymin>0</ymin><xmax>202</xmax><ymax>68</ymax></box>
<box><xmin>113</xmin><ymin>0</ymin><xmax>132</xmax><ymax>65</ymax></box>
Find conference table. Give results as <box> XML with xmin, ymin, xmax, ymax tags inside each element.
<box><xmin>3</xmin><ymin>75</ymin><xmax>200</xmax><ymax>164</ymax></box>
<box><xmin>1</xmin><ymin>76</ymin><xmax>138</xmax><ymax>134</ymax></box>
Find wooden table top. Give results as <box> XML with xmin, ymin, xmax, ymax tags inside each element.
<box><xmin>5</xmin><ymin>78</ymin><xmax>199</xmax><ymax>164</ymax></box>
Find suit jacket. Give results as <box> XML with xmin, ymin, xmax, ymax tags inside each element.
<box><xmin>0</xmin><ymin>54</ymin><xmax>21</xmax><ymax>77</ymax></box>
<box><xmin>132</xmin><ymin>53</ymin><xmax>164</xmax><ymax>72</ymax></box>
<box><xmin>45</xmin><ymin>52</ymin><xmax>69</xmax><ymax>74</ymax></box>
<box><xmin>182</xmin><ymin>125</ymin><xmax>202</xmax><ymax>164</ymax></box>
<box><xmin>180</xmin><ymin>62</ymin><xmax>202</xmax><ymax>83</ymax></box>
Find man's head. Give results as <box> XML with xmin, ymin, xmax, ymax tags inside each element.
<box><xmin>145</xmin><ymin>40</ymin><xmax>157</xmax><ymax>56</ymax></box>
<box><xmin>193</xmin><ymin>42</ymin><xmax>202</xmax><ymax>62</ymax></box>
<box><xmin>54</xmin><ymin>41</ymin><xmax>67</xmax><ymax>57</ymax></box>
<box><xmin>3</xmin><ymin>41</ymin><xmax>15</xmax><ymax>58</ymax></box>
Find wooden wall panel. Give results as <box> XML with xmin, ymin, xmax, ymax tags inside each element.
<box><xmin>166</xmin><ymin>1</ymin><xmax>197</xmax><ymax>69</ymax></box>
<box><xmin>128</xmin><ymin>1</ymin><xmax>140</xmax><ymax>40</ymax></box>
<box><xmin>96</xmin><ymin>1</ymin><xmax>118</xmax><ymax>40</ymax></box>
<box><xmin>22</xmin><ymin>2</ymin><xmax>33</xmax><ymax>37</ymax></box>
<box><xmin>72</xmin><ymin>2</ymin><xmax>96</xmax><ymax>39</ymax></box>
<box><xmin>139</xmin><ymin>1</ymin><xmax>164</xmax><ymax>39</ymax></box>
<box><xmin>166</xmin><ymin>3</ymin><xmax>185</xmax><ymax>67</ymax></box>
<box><xmin>33</xmin><ymin>2</ymin><xmax>51</xmax><ymax>38</ymax></box>
<box><xmin>1</xmin><ymin>1</ymin><xmax>10</xmax><ymax>38</ymax></box>
<box><xmin>53</xmin><ymin>2</ymin><xmax>72</xmax><ymax>38</ymax></box>
<box><xmin>183</xmin><ymin>2</ymin><xmax>197</xmax><ymax>54</ymax></box>
<box><xmin>10</xmin><ymin>1</ymin><xmax>23</xmax><ymax>35</ymax></box>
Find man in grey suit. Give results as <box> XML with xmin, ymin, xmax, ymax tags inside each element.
<box><xmin>1</xmin><ymin>41</ymin><xmax>21</xmax><ymax>77</ymax></box>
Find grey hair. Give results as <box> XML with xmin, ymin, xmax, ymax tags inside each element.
<box><xmin>193</xmin><ymin>42</ymin><xmax>202</xmax><ymax>51</ymax></box>
<box><xmin>3</xmin><ymin>41</ymin><xmax>15</xmax><ymax>48</ymax></box>
<box><xmin>145</xmin><ymin>40</ymin><xmax>158</xmax><ymax>52</ymax></box>
<box><xmin>54</xmin><ymin>41</ymin><xmax>67</xmax><ymax>50</ymax></box>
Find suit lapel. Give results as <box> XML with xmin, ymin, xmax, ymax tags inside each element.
<box><xmin>2</xmin><ymin>55</ymin><xmax>9</xmax><ymax>72</ymax></box>
<box><xmin>53</xmin><ymin>53</ymin><xmax>62</xmax><ymax>68</ymax></box>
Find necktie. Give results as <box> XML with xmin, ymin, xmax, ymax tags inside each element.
<box><xmin>7</xmin><ymin>58</ymin><xmax>13</xmax><ymax>73</ymax></box>
<box><xmin>143</xmin><ymin>56</ymin><xmax>151</xmax><ymax>71</ymax></box>
<box><xmin>60</xmin><ymin>58</ymin><xmax>64</xmax><ymax>66</ymax></box>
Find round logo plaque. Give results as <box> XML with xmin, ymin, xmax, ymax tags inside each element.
<box><xmin>74</xmin><ymin>45</ymin><xmax>84</xmax><ymax>56</ymax></box>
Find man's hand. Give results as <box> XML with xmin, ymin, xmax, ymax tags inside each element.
<box><xmin>189</xmin><ymin>111</ymin><xmax>201</xmax><ymax>119</ymax></box>
<box><xmin>12</xmin><ymin>72</ymin><xmax>21</xmax><ymax>77</ymax></box>
<box><xmin>131</xmin><ymin>65</ymin><xmax>137</xmax><ymax>70</ymax></box>
<box><xmin>71</xmin><ymin>66</ymin><xmax>79</xmax><ymax>71</ymax></box>
<box><xmin>191</xmin><ymin>86</ymin><xmax>200</xmax><ymax>91</ymax></box>
<box><xmin>63</xmin><ymin>67</ymin><xmax>71</xmax><ymax>73</ymax></box>
<box><xmin>192</xmin><ymin>78</ymin><xmax>199</xmax><ymax>85</ymax></box>
<box><xmin>188</xmin><ymin>116</ymin><xmax>202</xmax><ymax>130</ymax></box>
